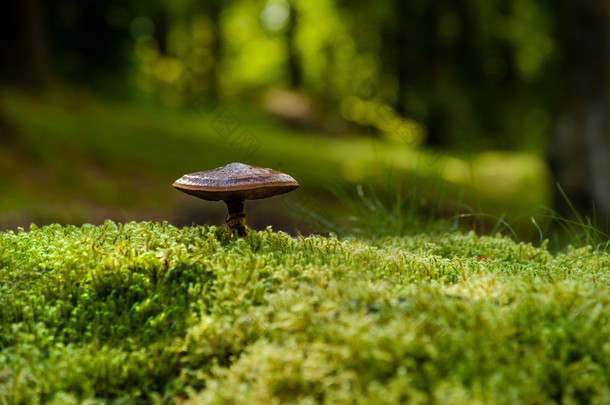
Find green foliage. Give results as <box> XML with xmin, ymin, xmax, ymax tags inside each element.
<box><xmin>0</xmin><ymin>89</ymin><xmax>551</xmax><ymax>230</ymax></box>
<box><xmin>305</xmin><ymin>175</ymin><xmax>437</xmax><ymax>238</ymax></box>
<box><xmin>1</xmin><ymin>221</ymin><xmax>610</xmax><ymax>403</ymax></box>
<box><xmin>124</xmin><ymin>0</ymin><xmax>558</xmax><ymax>150</ymax></box>
<box><xmin>535</xmin><ymin>184</ymin><xmax>610</xmax><ymax>252</ymax></box>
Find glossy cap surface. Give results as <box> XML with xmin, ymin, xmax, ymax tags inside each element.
<box><xmin>173</xmin><ymin>162</ymin><xmax>299</xmax><ymax>201</ymax></box>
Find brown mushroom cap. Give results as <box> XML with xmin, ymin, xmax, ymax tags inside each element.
<box><xmin>173</xmin><ymin>162</ymin><xmax>299</xmax><ymax>201</ymax></box>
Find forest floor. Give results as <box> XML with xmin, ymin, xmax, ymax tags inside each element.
<box><xmin>1</xmin><ymin>221</ymin><xmax>609</xmax><ymax>404</ymax></box>
<box><xmin>0</xmin><ymin>88</ymin><xmax>550</xmax><ymax>237</ymax></box>
<box><xmin>1</xmin><ymin>92</ymin><xmax>607</xmax><ymax>402</ymax></box>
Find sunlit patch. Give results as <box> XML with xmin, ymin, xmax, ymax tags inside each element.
<box><xmin>341</xmin><ymin>97</ymin><xmax>427</xmax><ymax>147</ymax></box>
<box><xmin>340</xmin><ymin>96</ymin><xmax>367</xmax><ymax>124</ymax></box>
<box><xmin>472</xmin><ymin>151</ymin><xmax>552</xmax><ymax>203</ymax></box>
<box><xmin>134</xmin><ymin>38</ymin><xmax>158</xmax><ymax>61</ymax></box>
<box><xmin>153</xmin><ymin>58</ymin><xmax>182</xmax><ymax>83</ymax></box>
<box><xmin>261</xmin><ymin>0</ymin><xmax>291</xmax><ymax>32</ymax></box>
<box><xmin>440</xmin><ymin>157</ymin><xmax>470</xmax><ymax>185</ymax></box>
<box><xmin>381</xmin><ymin>118</ymin><xmax>426</xmax><ymax>147</ymax></box>
<box><xmin>341</xmin><ymin>160</ymin><xmax>367</xmax><ymax>183</ymax></box>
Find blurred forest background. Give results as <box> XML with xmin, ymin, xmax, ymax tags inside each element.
<box><xmin>0</xmin><ymin>0</ymin><xmax>609</xmax><ymax>242</ymax></box>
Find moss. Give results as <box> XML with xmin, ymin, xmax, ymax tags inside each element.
<box><xmin>1</xmin><ymin>221</ymin><xmax>610</xmax><ymax>403</ymax></box>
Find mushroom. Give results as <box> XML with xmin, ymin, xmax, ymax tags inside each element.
<box><xmin>173</xmin><ymin>162</ymin><xmax>299</xmax><ymax>236</ymax></box>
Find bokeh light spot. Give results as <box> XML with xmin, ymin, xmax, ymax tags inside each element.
<box><xmin>261</xmin><ymin>0</ymin><xmax>291</xmax><ymax>32</ymax></box>
<box><xmin>131</xmin><ymin>16</ymin><xmax>154</xmax><ymax>40</ymax></box>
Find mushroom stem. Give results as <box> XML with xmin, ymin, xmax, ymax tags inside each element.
<box><xmin>224</xmin><ymin>199</ymin><xmax>247</xmax><ymax>236</ymax></box>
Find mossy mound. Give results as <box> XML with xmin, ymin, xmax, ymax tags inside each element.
<box><xmin>1</xmin><ymin>221</ymin><xmax>609</xmax><ymax>404</ymax></box>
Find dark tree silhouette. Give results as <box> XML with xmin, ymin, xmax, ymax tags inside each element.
<box><xmin>153</xmin><ymin>12</ymin><xmax>170</xmax><ymax>55</ymax></box>
<box><xmin>0</xmin><ymin>0</ymin><xmax>49</xmax><ymax>87</ymax></box>
<box><xmin>203</xmin><ymin>1</ymin><xmax>223</xmax><ymax>96</ymax></box>
<box><xmin>286</xmin><ymin>1</ymin><xmax>302</xmax><ymax>89</ymax></box>
<box><xmin>550</xmin><ymin>0</ymin><xmax>610</xmax><ymax>227</ymax></box>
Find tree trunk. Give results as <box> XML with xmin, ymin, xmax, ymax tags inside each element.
<box><xmin>154</xmin><ymin>12</ymin><xmax>170</xmax><ymax>56</ymax></box>
<box><xmin>386</xmin><ymin>0</ymin><xmax>412</xmax><ymax>117</ymax></box>
<box><xmin>550</xmin><ymin>0</ymin><xmax>610</xmax><ymax>227</ymax></box>
<box><xmin>286</xmin><ymin>1</ymin><xmax>302</xmax><ymax>89</ymax></box>
<box><xmin>207</xmin><ymin>2</ymin><xmax>222</xmax><ymax>97</ymax></box>
<box><xmin>0</xmin><ymin>0</ymin><xmax>49</xmax><ymax>87</ymax></box>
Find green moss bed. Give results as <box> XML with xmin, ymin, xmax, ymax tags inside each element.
<box><xmin>1</xmin><ymin>221</ymin><xmax>610</xmax><ymax>404</ymax></box>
